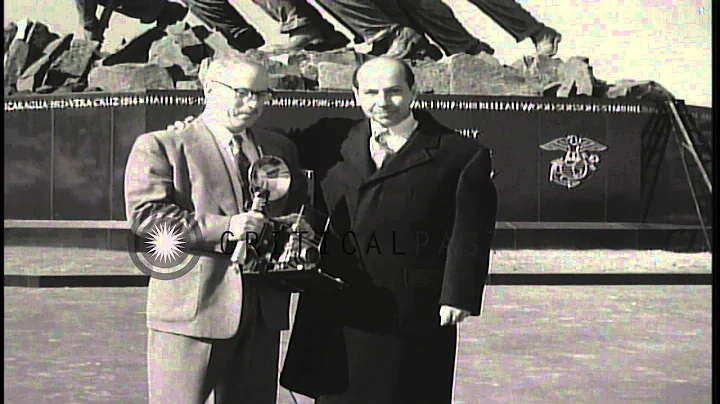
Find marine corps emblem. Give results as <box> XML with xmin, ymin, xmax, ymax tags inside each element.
<box><xmin>539</xmin><ymin>135</ymin><xmax>608</xmax><ymax>189</ymax></box>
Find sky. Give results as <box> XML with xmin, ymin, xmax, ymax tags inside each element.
<box><xmin>4</xmin><ymin>0</ymin><xmax>712</xmax><ymax>107</ymax></box>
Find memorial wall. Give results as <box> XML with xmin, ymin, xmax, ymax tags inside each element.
<box><xmin>4</xmin><ymin>90</ymin><xmax>712</xmax><ymax>226</ymax></box>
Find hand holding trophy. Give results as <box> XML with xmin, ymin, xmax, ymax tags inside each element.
<box><xmin>231</xmin><ymin>155</ymin><xmax>346</xmax><ymax>292</ymax></box>
<box><xmin>230</xmin><ymin>155</ymin><xmax>290</xmax><ymax>269</ymax></box>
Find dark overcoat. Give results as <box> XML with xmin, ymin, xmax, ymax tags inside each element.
<box><xmin>280</xmin><ymin>110</ymin><xmax>498</xmax><ymax>403</ymax></box>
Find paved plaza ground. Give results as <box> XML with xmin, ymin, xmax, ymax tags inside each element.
<box><xmin>4</xmin><ymin>248</ymin><xmax>713</xmax><ymax>403</ymax></box>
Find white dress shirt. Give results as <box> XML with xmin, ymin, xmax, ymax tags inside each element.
<box><xmin>201</xmin><ymin>115</ymin><xmax>260</xmax><ymax>166</ymax></box>
<box><xmin>369</xmin><ymin>113</ymin><xmax>419</xmax><ymax>168</ymax></box>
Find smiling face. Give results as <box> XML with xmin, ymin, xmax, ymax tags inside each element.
<box><xmin>202</xmin><ymin>59</ymin><xmax>270</xmax><ymax>133</ymax></box>
<box><xmin>352</xmin><ymin>58</ymin><xmax>416</xmax><ymax>128</ymax></box>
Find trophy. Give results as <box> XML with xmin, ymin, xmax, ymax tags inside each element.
<box><xmin>230</xmin><ymin>155</ymin><xmax>348</xmax><ymax>292</ymax></box>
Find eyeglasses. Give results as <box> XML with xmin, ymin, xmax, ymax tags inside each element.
<box><xmin>210</xmin><ymin>80</ymin><xmax>273</xmax><ymax>101</ymax></box>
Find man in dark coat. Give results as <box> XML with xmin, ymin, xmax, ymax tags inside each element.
<box><xmin>280</xmin><ymin>57</ymin><xmax>498</xmax><ymax>403</ymax></box>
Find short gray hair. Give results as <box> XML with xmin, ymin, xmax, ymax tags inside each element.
<box><xmin>198</xmin><ymin>54</ymin><xmax>264</xmax><ymax>88</ymax></box>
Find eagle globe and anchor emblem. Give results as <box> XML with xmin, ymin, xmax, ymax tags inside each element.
<box><xmin>539</xmin><ymin>134</ymin><xmax>609</xmax><ymax>189</ymax></box>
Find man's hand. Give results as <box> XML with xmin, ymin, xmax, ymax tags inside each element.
<box><xmin>227</xmin><ymin>211</ymin><xmax>268</xmax><ymax>241</ymax></box>
<box><xmin>439</xmin><ymin>305</ymin><xmax>471</xmax><ymax>326</ymax></box>
<box><xmin>166</xmin><ymin>115</ymin><xmax>196</xmax><ymax>131</ymax></box>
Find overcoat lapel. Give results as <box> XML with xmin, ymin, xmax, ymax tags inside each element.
<box><xmin>358</xmin><ymin>118</ymin><xmax>441</xmax><ymax>191</ymax></box>
<box><xmin>332</xmin><ymin>117</ymin><xmax>442</xmax><ymax>218</ymax></box>
<box><xmin>250</xmin><ymin>127</ymin><xmax>283</xmax><ymax>158</ymax></box>
<box><xmin>184</xmin><ymin>120</ymin><xmax>243</xmax><ymax>214</ymax></box>
<box><xmin>329</xmin><ymin>121</ymin><xmax>373</xmax><ymax>216</ymax></box>
<box><xmin>339</xmin><ymin>121</ymin><xmax>375</xmax><ymax>181</ymax></box>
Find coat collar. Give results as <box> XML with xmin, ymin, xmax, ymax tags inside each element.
<box><xmin>340</xmin><ymin>110</ymin><xmax>444</xmax><ymax>189</ymax></box>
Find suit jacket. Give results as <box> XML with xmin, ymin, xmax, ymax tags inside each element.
<box><xmin>124</xmin><ymin>119</ymin><xmax>307</xmax><ymax>339</ymax></box>
<box><xmin>280</xmin><ymin>110</ymin><xmax>498</xmax><ymax>399</ymax></box>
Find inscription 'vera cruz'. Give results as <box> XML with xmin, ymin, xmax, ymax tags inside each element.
<box><xmin>5</xmin><ymin>95</ymin><xmax>659</xmax><ymax>114</ymax></box>
<box><xmin>539</xmin><ymin>135</ymin><xmax>609</xmax><ymax>189</ymax></box>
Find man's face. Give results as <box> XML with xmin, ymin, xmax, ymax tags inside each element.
<box><xmin>204</xmin><ymin>62</ymin><xmax>271</xmax><ymax>133</ymax></box>
<box><xmin>353</xmin><ymin>60</ymin><xmax>415</xmax><ymax>128</ymax></box>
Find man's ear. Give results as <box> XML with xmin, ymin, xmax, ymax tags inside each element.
<box><xmin>409</xmin><ymin>84</ymin><xmax>417</xmax><ymax>102</ymax></box>
<box><xmin>352</xmin><ymin>87</ymin><xmax>362</xmax><ymax>105</ymax></box>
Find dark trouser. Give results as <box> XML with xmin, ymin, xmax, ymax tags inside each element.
<box><xmin>314</xmin><ymin>0</ymin><xmax>402</xmax><ymax>44</ymax></box>
<box><xmin>253</xmin><ymin>0</ymin><xmax>339</xmax><ymax>35</ymax></box>
<box><xmin>74</xmin><ymin>0</ymin><xmax>167</xmax><ymax>31</ymax></box>
<box><xmin>313</xmin><ymin>326</ymin><xmax>458</xmax><ymax>404</ymax></box>
<box><xmin>147</xmin><ymin>281</ymin><xmax>281</xmax><ymax>403</ymax></box>
<box><xmin>316</xmin><ymin>0</ymin><xmax>482</xmax><ymax>55</ymax></box>
<box><xmin>179</xmin><ymin>0</ymin><xmax>339</xmax><ymax>41</ymax></box>
<box><xmin>466</xmin><ymin>0</ymin><xmax>545</xmax><ymax>42</ymax></box>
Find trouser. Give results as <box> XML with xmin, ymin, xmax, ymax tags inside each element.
<box><xmin>179</xmin><ymin>0</ymin><xmax>339</xmax><ymax>41</ymax></box>
<box><xmin>315</xmin><ymin>0</ymin><xmax>482</xmax><ymax>55</ymax></box>
<box><xmin>466</xmin><ymin>0</ymin><xmax>545</xmax><ymax>42</ymax></box>
<box><xmin>254</xmin><ymin>0</ymin><xmax>339</xmax><ymax>34</ymax></box>
<box><xmin>146</xmin><ymin>283</ymin><xmax>281</xmax><ymax>404</ymax></box>
<box><xmin>313</xmin><ymin>326</ymin><xmax>458</xmax><ymax>404</ymax></box>
<box><xmin>74</xmin><ymin>0</ymin><xmax>167</xmax><ymax>31</ymax></box>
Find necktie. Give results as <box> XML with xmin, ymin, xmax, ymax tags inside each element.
<box><xmin>231</xmin><ymin>135</ymin><xmax>251</xmax><ymax>182</ymax></box>
<box><xmin>231</xmin><ymin>136</ymin><xmax>252</xmax><ymax>210</ymax></box>
<box><xmin>373</xmin><ymin>131</ymin><xmax>395</xmax><ymax>168</ymax></box>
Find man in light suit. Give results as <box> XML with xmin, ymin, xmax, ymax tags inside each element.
<box><xmin>124</xmin><ymin>56</ymin><xmax>306</xmax><ymax>403</ymax></box>
<box><xmin>279</xmin><ymin>57</ymin><xmax>498</xmax><ymax>403</ymax></box>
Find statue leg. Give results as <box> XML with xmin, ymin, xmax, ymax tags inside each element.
<box><xmin>313</xmin><ymin>0</ymin><xmax>404</xmax><ymax>45</ymax></box>
<box><xmin>313</xmin><ymin>0</ymin><xmax>446</xmax><ymax>59</ymax></box>
<box><xmin>178</xmin><ymin>0</ymin><xmax>266</xmax><ymax>51</ymax></box>
<box><xmin>249</xmin><ymin>0</ymin><xmax>350</xmax><ymax>51</ymax></box>
<box><xmin>97</xmin><ymin>0</ymin><xmax>166</xmax><ymax>24</ymax></box>
<box><xmin>394</xmin><ymin>0</ymin><xmax>494</xmax><ymax>56</ymax></box>
<box><xmin>250</xmin><ymin>0</ymin><xmax>335</xmax><ymax>36</ymax></box>
<box><xmin>74</xmin><ymin>0</ymin><xmax>103</xmax><ymax>40</ymax></box>
<box><xmin>465</xmin><ymin>0</ymin><xmax>561</xmax><ymax>55</ymax></box>
<box><xmin>465</xmin><ymin>0</ymin><xmax>545</xmax><ymax>42</ymax></box>
<box><xmin>75</xmin><ymin>0</ymin><xmax>99</xmax><ymax>30</ymax></box>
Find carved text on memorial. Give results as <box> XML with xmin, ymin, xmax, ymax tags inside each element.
<box><xmin>4</xmin><ymin>95</ymin><xmax>661</xmax><ymax>114</ymax></box>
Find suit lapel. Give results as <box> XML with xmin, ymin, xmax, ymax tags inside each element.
<box><xmin>185</xmin><ymin>120</ymin><xmax>243</xmax><ymax>214</ymax></box>
<box><xmin>250</xmin><ymin>127</ymin><xmax>281</xmax><ymax>158</ymax></box>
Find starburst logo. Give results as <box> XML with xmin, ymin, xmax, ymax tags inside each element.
<box><xmin>127</xmin><ymin>213</ymin><xmax>202</xmax><ymax>280</ymax></box>
<box><xmin>146</xmin><ymin>222</ymin><xmax>186</xmax><ymax>264</ymax></box>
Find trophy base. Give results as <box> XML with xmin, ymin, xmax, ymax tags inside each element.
<box><xmin>245</xmin><ymin>268</ymin><xmax>348</xmax><ymax>293</ymax></box>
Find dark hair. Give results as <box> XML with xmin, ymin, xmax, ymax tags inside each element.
<box><xmin>351</xmin><ymin>57</ymin><xmax>415</xmax><ymax>89</ymax></box>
